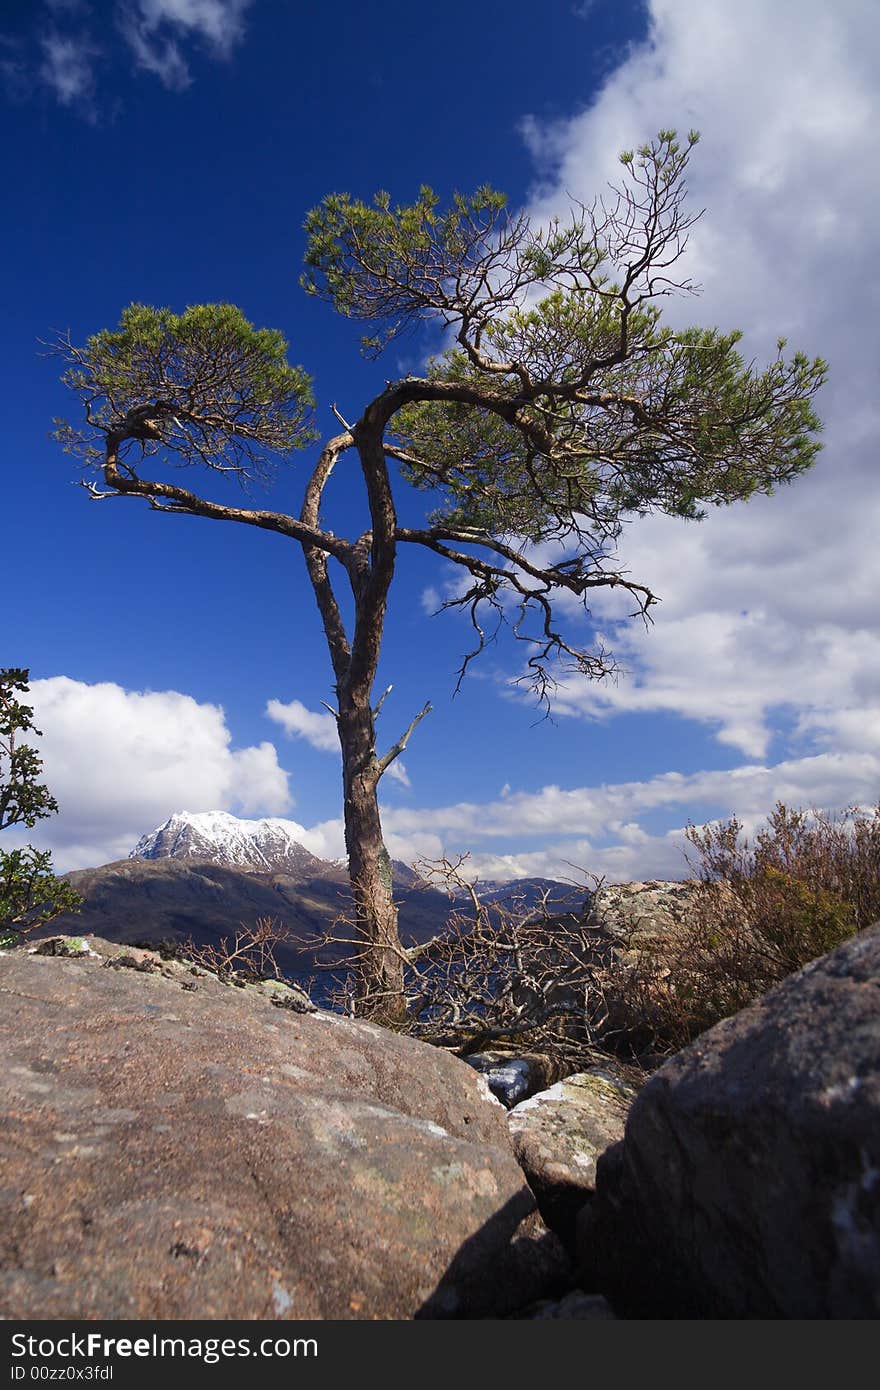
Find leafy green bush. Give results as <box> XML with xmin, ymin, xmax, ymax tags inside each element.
<box><xmin>0</xmin><ymin>668</ymin><xmax>81</xmax><ymax>946</ymax></box>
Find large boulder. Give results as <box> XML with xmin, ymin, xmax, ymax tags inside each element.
<box><xmin>0</xmin><ymin>938</ymin><xmax>567</xmax><ymax>1320</ymax></box>
<box><xmin>508</xmin><ymin>1065</ymin><xmax>639</xmax><ymax>1246</ymax></box>
<box><xmin>585</xmin><ymin>879</ymin><xmax>703</xmax><ymax>949</ymax></box>
<box><xmin>584</xmin><ymin>922</ymin><xmax>880</xmax><ymax>1317</ymax></box>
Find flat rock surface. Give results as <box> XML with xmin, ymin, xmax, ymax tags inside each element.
<box><xmin>587</xmin><ymin>922</ymin><xmax>880</xmax><ymax>1317</ymax></box>
<box><xmin>0</xmin><ymin>938</ymin><xmax>566</xmax><ymax>1320</ymax></box>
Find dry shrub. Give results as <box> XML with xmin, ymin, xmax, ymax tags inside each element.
<box><xmin>602</xmin><ymin>801</ymin><xmax>880</xmax><ymax>1058</ymax></box>
<box><xmin>182</xmin><ymin>916</ymin><xmax>293</xmax><ymax>984</ymax></box>
<box><xmin>305</xmin><ymin>858</ymin><xmax>610</xmax><ymax>1069</ymax></box>
<box><xmin>175</xmin><ymin>803</ymin><xmax>880</xmax><ymax>1071</ymax></box>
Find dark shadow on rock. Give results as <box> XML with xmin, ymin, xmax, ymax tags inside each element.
<box><xmin>582</xmin><ymin>924</ymin><xmax>880</xmax><ymax>1318</ymax></box>
<box><xmin>414</xmin><ymin>1192</ymin><xmax>571</xmax><ymax>1319</ymax></box>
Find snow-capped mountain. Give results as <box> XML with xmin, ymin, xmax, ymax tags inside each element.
<box><xmin>128</xmin><ymin>812</ymin><xmax>585</xmax><ymax>917</ymax></box>
<box><xmin>130</xmin><ymin>810</ymin><xmax>329</xmax><ymax>876</ymax></box>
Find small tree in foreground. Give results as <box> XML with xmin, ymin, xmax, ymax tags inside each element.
<box><xmin>0</xmin><ymin>669</ymin><xmax>81</xmax><ymax>946</ymax></box>
<box><xmin>53</xmin><ymin>132</ymin><xmax>827</xmax><ymax>1019</ymax></box>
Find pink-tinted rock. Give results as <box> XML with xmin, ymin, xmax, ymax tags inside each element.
<box><xmin>0</xmin><ymin>938</ymin><xmax>566</xmax><ymax>1320</ymax></box>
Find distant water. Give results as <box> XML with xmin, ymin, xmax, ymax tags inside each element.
<box><xmin>288</xmin><ymin>969</ymin><xmax>338</xmax><ymax>1010</ymax></box>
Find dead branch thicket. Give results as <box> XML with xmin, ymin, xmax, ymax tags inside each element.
<box><xmin>182</xmin><ymin>916</ymin><xmax>293</xmax><ymax>984</ymax></box>
<box><xmin>287</xmin><ymin>856</ymin><xmax>621</xmax><ymax>1069</ymax></box>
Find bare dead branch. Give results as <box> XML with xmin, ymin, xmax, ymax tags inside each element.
<box><xmin>376</xmin><ymin>700</ymin><xmax>432</xmax><ymax>778</ymax></box>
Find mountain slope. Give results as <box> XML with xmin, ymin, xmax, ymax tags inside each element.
<box><xmin>53</xmin><ymin>856</ymin><xmax>454</xmax><ymax>982</ymax></box>
<box><xmin>47</xmin><ymin>811</ymin><xmax>586</xmax><ymax>997</ymax></box>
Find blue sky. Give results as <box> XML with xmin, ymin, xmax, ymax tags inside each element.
<box><xmin>4</xmin><ymin>0</ymin><xmax>879</xmax><ymax>882</ymax></box>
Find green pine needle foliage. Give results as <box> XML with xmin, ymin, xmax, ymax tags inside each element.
<box><xmin>0</xmin><ymin>669</ymin><xmax>81</xmax><ymax>947</ymax></box>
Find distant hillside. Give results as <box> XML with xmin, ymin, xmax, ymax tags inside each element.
<box><xmin>51</xmin><ymin>856</ymin><xmax>452</xmax><ymax>981</ymax></box>
<box><xmin>47</xmin><ymin>810</ymin><xmax>586</xmax><ymax>993</ymax></box>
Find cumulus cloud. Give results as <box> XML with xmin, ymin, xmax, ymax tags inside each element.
<box><xmin>12</xmin><ymin>676</ymin><xmax>875</xmax><ymax>885</ymax></box>
<box><xmin>386</xmin><ymin>753</ymin><xmax>880</xmax><ymax>845</ymax></box>
<box><xmin>381</xmin><ymin>748</ymin><xmax>880</xmax><ymax>882</ymax></box>
<box><xmin>510</xmin><ymin>0</ymin><xmax>880</xmax><ymax>781</ymax></box>
<box><xmin>12</xmin><ymin>677</ymin><xmax>291</xmax><ymax>870</ymax></box>
<box><xmin>266</xmin><ymin>697</ymin><xmax>339</xmax><ymax>754</ymax></box>
<box><xmin>266</xmin><ymin>697</ymin><xmax>413</xmax><ymax>789</ymax></box>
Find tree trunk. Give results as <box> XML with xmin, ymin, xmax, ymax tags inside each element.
<box><xmin>299</xmin><ymin>423</ymin><xmax>407</xmax><ymax>1021</ymax></box>
<box><xmin>338</xmin><ymin>691</ymin><xmax>406</xmax><ymax>1023</ymax></box>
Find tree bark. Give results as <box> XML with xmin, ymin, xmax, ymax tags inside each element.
<box><xmin>337</xmin><ymin>691</ymin><xmax>406</xmax><ymax>1022</ymax></box>
<box><xmin>299</xmin><ymin>425</ymin><xmax>408</xmax><ymax>1022</ymax></box>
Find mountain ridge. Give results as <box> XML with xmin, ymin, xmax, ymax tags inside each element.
<box><xmin>131</xmin><ymin>810</ymin><xmax>334</xmax><ymax>877</ymax></box>
<box><xmin>129</xmin><ymin>809</ymin><xmax>580</xmax><ymax>907</ymax></box>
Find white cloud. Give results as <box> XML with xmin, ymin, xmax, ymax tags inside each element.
<box><xmin>289</xmin><ymin>817</ymin><xmax>345</xmax><ymax>863</ymax></box>
<box><xmin>386</xmin><ymin>752</ymin><xmax>880</xmax><ymax>846</ymax></box>
<box><xmin>39</xmin><ymin>30</ymin><xmax>98</xmax><ymax>106</ymax></box>
<box><xmin>5</xmin><ymin>0</ymin><xmax>254</xmax><ymax>109</ymax></box>
<box><xmin>385</xmin><ymin>759</ymin><xmax>410</xmax><ymax>788</ymax></box>
<box><xmin>266</xmin><ymin>697</ymin><xmax>413</xmax><ymax>788</ymax></box>
<box><xmin>119</xmin><ymin>0</ymin><xmax>253</xmax><ymax>88</ymax></box>
<box><xmin>381</xmin><ymin>748</ymin><xmax>880</xmax><ymax>882</ymax></box>
<box><xmin>225</xmin><ymin>741</ymin><xmax>291</xmax><ymax>816</ymax></box>
<box><xmin>511</xmin><ymin>0</ymin><xmax>880</xmax><ymax>781</ymax></box>
<box><xmin>118</xmin><ymin>13</ymin><xmax>190</xmax><ymax>89</ymax></box>
<box><xmin>135</xmin><ymin>0</ymin><xmax>251</xmax><ymax>52</ymax></box>
<box><xmin>11</xmin><ymin>677</ymin><xmax>291</xmax><ymax>870</ymax></box>
<box><xmin>266</xmin><ymin>697</ymin><xmax>339</xmax><ymax>754</ymax></box>
<box><xmin>10</xmin><ymin>676</ymin><xmax>876</xmax><ymax>886</ymax></box>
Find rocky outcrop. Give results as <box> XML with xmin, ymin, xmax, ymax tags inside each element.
<box><xmin>0</xmin><ymin>937</ymin><xmax>568</xmax><ymax>1320</ymax></box>
<box><xmin>585</xmin><ymin>879</ymin><xmax>703</xmax><ymax>948</ymax></box>
<box><xmin>584</xmin><ymin>922</ymin><xmax>880</xmax><ymax>1318</ymax></box>
<box><xmin>508</xmin><ymin>1065</ymin><xmax>639</xmax><ymax>1246</ymax></box>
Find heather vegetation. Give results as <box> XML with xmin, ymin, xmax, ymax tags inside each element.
<box><xmin>593</xmin><ymin>802</ymin><xmax>880</xmax><ymax>1059</ymax></box>
<box><xmin>385</xmin><ymin>801</ymin><xmax>880</xmax><ymax>1066</ymax></box>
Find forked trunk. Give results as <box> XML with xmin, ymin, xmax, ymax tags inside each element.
<box><xmin>299</xmin><ymin>420</ymin><xmax>407</xmax><ymax>1021</ymax></box>
<box><xmin>338</xmin><ymin>693</ymin><xmax>406</xmax><ymax>1023</ymax></box>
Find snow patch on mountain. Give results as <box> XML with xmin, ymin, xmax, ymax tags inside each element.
<box><xmin>130</xmin><ymin>810</ymin><xmax>331</xmax><ymax>875</ymax></box>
